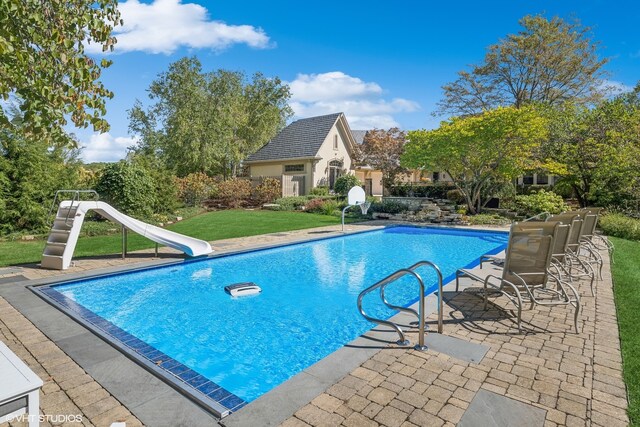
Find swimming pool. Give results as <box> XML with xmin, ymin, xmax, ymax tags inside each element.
<box><xmin>37</xmin><ymin>226</ymin><xmax>507</xmax><ymax>416</ymax></box>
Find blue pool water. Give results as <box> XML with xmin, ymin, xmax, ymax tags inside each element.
<box><xmin>50</xmin><ymin>226</ymin><xmax>506</xmax><ymax>404</ymax></box>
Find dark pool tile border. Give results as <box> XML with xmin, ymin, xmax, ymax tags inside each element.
<box><xmin>36</xmin><ymin>286</ymin><xmax>247</xmax><ymax>416</ymax></box>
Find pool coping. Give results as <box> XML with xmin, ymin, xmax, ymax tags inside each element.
<box><xmin>24</xmin><ymin>223</ymin><xmax>509</xmax><ymax>425</ymax></box>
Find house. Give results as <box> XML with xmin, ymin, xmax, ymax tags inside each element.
<box><xmin>246</xmin><ymin>112</ymin><xmax>422</xmax><ymax>197</ymax></box>
<box><xmin>245</xmin><ymin>113</ymin><xmax>358</xmax><ymax>196</ymax></box>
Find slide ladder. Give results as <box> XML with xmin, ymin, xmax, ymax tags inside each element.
<box><xmin>41</xmin><ymin>191</ymin><xmax>213</xmax><ymax>270</ymax></box>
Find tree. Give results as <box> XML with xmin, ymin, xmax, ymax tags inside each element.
<box><xmin>0</xmin><ymin>110</ymin><xmax>81</xmax><ymax>233</ymax></box>
<box><xmin>402</xmin><ymin>106</ymin><xmax>548</xmax><ymax>214</ymax></box>
<box><xmin>0</xmin><ymin>1</ymin><xmax>121</xmax><ymax>144</ymax></box>
<box><xmin>129</xmin><ymin>57</ymin><xmax>293</xmax><ymax>178</ymax></box>
<box><xmin>95</xmin><ymin>161</ymin><xmax>156</xmax><ymax>218</ymax></box>
<box><xmin>355</xmin><ymin>128</ymin><xmax>409</xmax><ymax>193</ymax></box>
<box><xmin>437</xmin><ymin>15</ymin><xmax>608</xmax><ymax>116</ymax></box>
<box><xmin>334</xmin><ymin>175</ymin><xmax>362</xmax><ymax>197</ymax></box>
<box><xmin>543</xmin><ymin>85</ymin><xmax>640</xmax><ymax>207</ymax></box>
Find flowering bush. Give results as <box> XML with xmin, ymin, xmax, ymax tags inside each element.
<box><xmin>175</xmin><ymin>172</ymin><xmax>217</xmax><ymax>207</ymax></box>
<box><xmin>304</xmin><ymin>198</ymin><xmax>340</xmax><ymax>215</ymax></box>
<box><xmin>217</xmin><ymin>178</ymin><xmax>252</xmax><ymax>208</ymax></box>
<box><xmin>255</xmin><ymin>177</ymin><xmax>281</xmax><ymax>203</ymax></box>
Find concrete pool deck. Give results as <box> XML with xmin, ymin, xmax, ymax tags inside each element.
<box><xmin>0</xmin><ymin>222</ymin><xmax>629</xmax><ymax>427</ymax></box>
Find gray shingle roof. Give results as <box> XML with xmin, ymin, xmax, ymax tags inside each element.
<box><xmin>351</xmin><ymin>130</ymin><xmax>367</xmax><ymax>145</ymax></box>
<box><xmin>246</xmin><ymin>113</ymin><xmax>343</xmax><ymax>162</ymax></box>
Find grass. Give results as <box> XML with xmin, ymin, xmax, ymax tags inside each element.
<box><xmin>610</xmin><ymin>237</ymin><xmax>640</xmax><ymax>425</ymax></box>
<box><xmin>0</xmin><ymin>210</ymin><xmax>353</xmax><ymax>267</ymax></box>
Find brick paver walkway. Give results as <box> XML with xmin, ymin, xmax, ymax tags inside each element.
<box><xmin>0</xmin><ymin>297</ymin><xmax>142</xmax><ymax>427</ymax></box>
<box><xmin>0</xmin><ymin>225</ymin><xmax>629</xmax><ymax>427</ymax></box>
<box><xmin>283</xmin><ymin>246</ymin><xmax>628</xmax><ymax>427</ymax></box>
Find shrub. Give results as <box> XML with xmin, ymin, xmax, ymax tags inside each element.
<box><xmin>466</xmin><ymin>214</ymin><xmax>511</xmax><ymax>226</ymax></box>
<box><xmin>390</xmin><ymin>183</ymin><xmax>457</xmax><ymax>198</ymax></box>
<box><xmin>370</xmin><ymin>200</ymin><xmax>406</xmax><ymax>214</ymax></box>
<box><xmin>95</xmin><ymin>161</ymin><xmax>156</xmax><ymax>218</ymax></box>
<box><xmin>599</xmin><ymin>213</ymin><xmax>640</xmax><ymax>241</ymax></box>
<box><xmin>309</xmin><ymin>186</ymin><xmax>330</xmax><ymax>196</ymax></box>
<box><xmin>334</xmin><ymin>175</ymin><xmax>362</xmax><ymax>196</ymax></box>
<box><xmin>255</xmin><ymin>177</ymin><xmax>282</xmax><ymax>203</ymax></box>
<box><xmin>304</xmin><ymin>198</ymin><xmax>325</xmax><ymax>213</ymax></box>
<box><xmin>274</xmin><ymin>196</ymin><xmax>309</xmax><ymax>211</ymax></box>
<box><xmin>322</xmin><ymin>200</ymin><xmax>341</xmax><ymax>215</ymax></box>
<box><xmin>151</xmin><ymin>169</ymin><xmax>180</xmax><ymax>214</ymax></box>
<box><xmin>175</xmin><ymin>172</ymin><xmax>217</xmax><ymax>207</ymax></box>
<box><xmin>506</xmin><ymin>189</ymin><xmax>567</xmax><ymax>217</ymax></box>
<box><xmin>217</xmin><ymin>178</ymin><xmax>252</xmax><ymax>208</ymax></box>
<box><xmin>446</xmin><ymin>189</ymin><xmax>466</xmax><ymax>204</ymax></box>
<box><xmin>304</xmin><ymin>198</ymin><xmax>340</xmax><ymax>215</ymax></box>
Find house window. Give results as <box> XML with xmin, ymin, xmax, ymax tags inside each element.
<box><xmin>284</xmin><ymin>164</ymin><xmax>304</xmax><ymax>173</ymax></box>
<box><xmin>432</xmin><ymin>172</ymin><xmax>440</xmax><ymax>182</ymax></box>
<box><xmin>328</xmin><ymin>160</ymin><xmax>343</xmax><ymax>190</ymax></box>
<box><xmin>523</xmin><ymin>175</ymin><xmax>534</xmax><ymax>185</ymax></box>
<box><xmin>333</xmin><ymin>135</ymin><xmax>338</xmax><ymax>150</ymax></box>
<box><xmin>536</xmin><ymin>174</ymin><xmax>549</xmax><ymax>185</ymax></box>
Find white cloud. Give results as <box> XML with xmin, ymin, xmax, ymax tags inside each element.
<box><xmin>598</xmin><ymin>79</ymin><xmax>633</xmax><ymax>96</ymax></box>
<box><xmin>87</xmin><ymin>0</ymin><xmax>271</xmax><ymax>55</ymax></box>
<box><xmin>80</xmin><ymin>133</ymin><xmax>137</xmax><ymax>163</ymax></box>
<box><xmin>288</xmin><ymin>72</ymin><xmax>419</xmax><ymax>129</ymax></box>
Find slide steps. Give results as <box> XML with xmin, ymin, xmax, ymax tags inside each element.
<box><xmin>41</xmin><ymin>201</ymin><xmax>213</xmax><ymax>270</ymax></box>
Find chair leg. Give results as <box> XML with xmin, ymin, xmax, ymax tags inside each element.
<box><xmin>483</xmin><ymin>281</ymin><xmax>488</xmax><ymax>310</ymax></box>
<box><xmin>589</xmin><ymin>265</ymin><xmax>596</xmax><ymax>297</ymax></box>
<box><xmin>566</xmin><ymin>282</ymin><xmax>581</xmax><ymax>334</ymax></box>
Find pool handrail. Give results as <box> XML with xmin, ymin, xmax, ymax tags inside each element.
<box><xmin>357</xmin><ymin>260</ymin><xmax>443</xmax><ymax>350</ymax></box>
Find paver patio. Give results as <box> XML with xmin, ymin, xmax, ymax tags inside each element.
<box><xmin>0</xmin><ymin>223</ymin><xmax>629</xmax><ymax>427</ymax></box>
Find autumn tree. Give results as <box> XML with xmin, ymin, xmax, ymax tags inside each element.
<box><xmin>437</xmin><ymin>15</ymin><xmax>608</xmax><ymax>116</ymax></box>
<box><xmin>129</xmin><ymin>57</ymin><xmax>292</xmax><ymax>178</ymax></box>
<box><xmin>0</xmin><ymin>0</ymin><xmax>121</xmax><ymax>144</ymax></box>
<box><xmin>355</xmin><ymin>128</ymin><xmax>409</xmax><ymax>193</ymax></box>
<box><xmin>543</xmin><ymin>84</ymin><xmax>640</xmax><ymax>207</ymax></box>
<box><xmin>402</xmin><ymin>106</ymin><xmax>548</xmax><ymax>214</ymax></box>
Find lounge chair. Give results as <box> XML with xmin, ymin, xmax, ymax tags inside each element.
<box><xmin>577</xmin><ymin>208</ymin><xmax>614</xmax><ymax>261</ymax></box>
<box><xmin>561</xmin><ymin>212</ymin><xmax>602</xmax><ymax>294</ymax></box>
<box><xmin>456</xmin><ymin>223</ymin><xmax>581</xmax><ymax>333</ymax></box>
<box><xmin>479</xmin><ymin>221</ymin><xmax>568</xmax><ymax>270</ymax></box>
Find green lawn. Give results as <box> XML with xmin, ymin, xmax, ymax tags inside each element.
<box><xmin>610</xmin><ymin>237</ymin><xmax>640</xmax><ymax>425</ymax></box>
<box><xmin>0</xmin><ymin>210</ymin><xmax>351</xmax><ymax>267</ymax></box>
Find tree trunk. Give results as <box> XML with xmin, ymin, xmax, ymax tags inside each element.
<box><xmin>572</xmin><ymin>184</ymin><xmax>586</xmax><ymax>208</ymax></box>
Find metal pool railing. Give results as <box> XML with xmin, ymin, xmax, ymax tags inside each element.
<box><xmin>357</xmin><ymin>260</ymin><xmax>443</xmax><ymax>350</ymax></box>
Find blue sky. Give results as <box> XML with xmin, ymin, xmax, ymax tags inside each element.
<box><xmin>79</xmin><ymin>0</ymin><xmax>640</xmax><ymax>162</ymax></box>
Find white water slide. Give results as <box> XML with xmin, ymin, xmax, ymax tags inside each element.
<box><xmin>41</xmin><ymin>200</ymin><xmax>213</xmax><ymax>270</ymax></box>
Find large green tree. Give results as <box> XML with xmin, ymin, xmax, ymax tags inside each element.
<box><xmin>0</xmin><ymin>0</ymin><xmax>121</xmax><ymax>144</ymax></box>
<box><xmin>437</xmin><ymin>15</ymin><xmax>608</xmax><ymax>116</ymax></box>
<box><xmin>402</xmin><ymin>106</ymin><xmax>548</xmax><ymax>214</ymax></box>
<box><xmin>0</xmin><ymin>111</ymin><xmax>81</xmax><ymax>233</ymax></box>
<box><xmin>129</xmin><ymin>57</ymin><xmax>292</xmax><ymax>177</ymax></box>
<box><xmin>543</xmin><ymin>85</ymin><xmax>640</xmax><ymax>208</ymax></box>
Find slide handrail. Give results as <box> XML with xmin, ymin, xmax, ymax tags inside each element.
<box><xmin>48</xmin><ymin>190</ymin><xmax>99</xmax><ymax>226</ymax></box>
